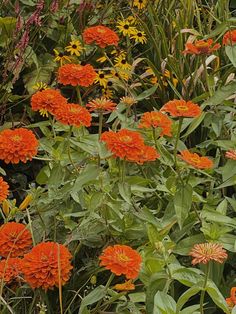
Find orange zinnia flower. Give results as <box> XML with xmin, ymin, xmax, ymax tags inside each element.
<box><xmin>225</xmin><ymin>150</ymin><xmax>236</xmax><ymax>160</ymax></box>
<box><xmin>183</xmin><ymin>39</ymin><xmax>220</xmax><ymax>55</ymax></box>
<box><xmin>0</xmin><ymin>258</ymin><xmax>22</xmax><ymax>283</ymax></box>
<box><xmin>0</xmin><ymin>128</ymin><xmax>38</xmax><ymax>164</ymax></box>
<box><xmin>83</xmin><ymin>25</ymin><xmax>119</xmax><ymax>48</ymax></box>
<box><xmin>99</xmin><ymin>244</ymin><xmax>142</xmax><ymax>279</ymax></box>
<box><xmin>0</xmin><ymin>222</ymin><xmax>32</xmax><ymax>258</ymax></box>
<box><xmin>86</xmin><ymin>97</ymin><xmax>117</xmax><ymax>113</ymax></box>
<box><xmin>114</xmin><ymin>280</ymin><xmax>135</xmax><ymax>291</ymax></box>
<box><xmin>54</xmin><ymin>103</ymin><xmax>91</xmax><ymax>127</ymax></box>
<box><xmin>31</xmin><ymin>89</ymin><xmax>67</xmax><ymax>115</ymax></box>
<box><xmin>21</xmin><ymin>242</ymin><xmax>73</xmax><ymax>290</ymax></box>
<box><xmin>58</xmin><ymin>63</ymin><xmax>96</xmax><ymax>87</ymax></box>
<box><xmin>223</xmin><ymin>30</ymin><xmax>236</xmax><ymax>46</ymax></box>
<box><xmin>189</xmin><ymin>243</ymin><xmax>228</xmax><ymax>265</ymax></box>
<box><xmin>226</xmin><ymin>287</ymin><xmax>236</xmax><ymax>307</ymax></box>
<box><xmin>161</xmin><ymin>100</ymin><xmax>201</xmax><ymax>118</ymax></box>
<box><xmin>138</xmin><ymin>111</ymin><xmax>173</xmax><ymax>136</ymax></box>
<box><xmin>130</xmin><ymin>145</ymin><xmax>160</xmax><ymax>165</ymax></box>
<box><xmin>179</xmin><ymin>150</ymin><xmax>213</xmax><ymax>169</ymax></box>
<box><xmin>0</xmin><ymin>177</ymin><xmax>9</xmax><ymax>203</ymax></box>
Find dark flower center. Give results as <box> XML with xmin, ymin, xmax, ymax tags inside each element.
<box><xmin>72</xmin><ymin>44</ymin><xmax>77</xmax><ymax>49</ymax></box>
<box><xmin>99</xmin><ymin>74</ymin><xmax>105</xmax><ymax>78</ymax></box>
<box><xmin>59</xmin><ymin>53</ymin><xmax>64</xmax><ymax>57</ymax></box>
<box><xmin>121</xmin><ymin>59</ymin><xmax>126</xmax><ymax>64</ymax></box>
<box><xmin>137</xmin><ymin>32</ymin><xmax>142</xmax><ymax>37</ymax></box>
<box><xmin>124</xmin><ymin>24</ymin><xmax>129</xmax><ymax>29</ymax></box>
<box><xmin>107</xmin><ymin>81</ymin><xmax>113</xmax><ymax>86</ymax></box>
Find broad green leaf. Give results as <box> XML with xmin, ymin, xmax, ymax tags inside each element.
<box><xmin>183</xmin><ymin>112</ymin><xmax>206</xmax><ymax>138</ymax></box>
<box><xmin>215</xmin><ymin>174</ymin><xmax>236</xmax><ymax>189</ymax></box>
<box><xmin>201</xmin><ymin>209</ymin><xmax>236</xmax><ymax>228</ymax></box>
<box><xmin>79</xmin><ymin>286</ymin><xmax>106</xmax><ymax>314</ymax></box>
<box><xmin>176</xmin><ymin>286</ymin><xmax>201</xmax><ymax>313</ymax></box>
<box><xmin>172</xmin><ymin>267</ymin><xmax>203</xmax><ymax>287</ymax></box>
<box><xmin>225</xmin><ymin>45</ymin><xmax>236</xmax><ymax>67</ymax></box>
<box><xmin>153</xmin><ymin>291</ymin><xmax>176</xmax><ymax>314</ymax></box>
<box><xmin>206</xmin><ymin>280</ymin><xmax>230</xmax><ymax>314</ymax></box>
<box><xmin>174</xmin><ymin>184</ymin><xmax>193</xmax><ymax>229</ymax></box>
<box><xmin>180</xmin><ymin>304</ymin><xmax>200</xmax><ymax>314</ymax></box>
<box><xmin>118</xmin><ymin>182</ymin><xmax>132</xmax><ymax>204</ymax></box>
<box><xmin>174</xmin><ymin>234</ymin><xmax>205</xmax><ymax>255</ymax></box>
<box><xmin>135</xmin><ymin>85</ymin><xmax>158</xmax><ymax>101</ymax></box>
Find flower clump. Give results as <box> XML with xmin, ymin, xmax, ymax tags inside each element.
<box><xmin>0</xmin><ymin>128</ymin><xmax>38</xmax><ymax>164</ymax></box>
<box><xmin>183</xmin><ymin>39</ymin><xmax>220</xmax><ymax>55</ymax></box>
<box><xmin>180</xmin><ymin>150</ymin><xmax>213</xmax><ymax>169</ymax></box>
<box><xmin>189</xmin><ymin>243</ymin><xmax>228</xmax><ymax>265</ymax></box>
<box><xmin>99</xmin><ymin>244</ymin><xmax>142</xmax><ymax>279</ymax></box>
<box><xmin>138</xmin><ymin>111</ymin><xmax>173</xmax><ymax>136</ymax></box>
<box><xmin>161</xmin><ymin>99</ymin><xmax>201</xmax><ymax>118</ymax></box>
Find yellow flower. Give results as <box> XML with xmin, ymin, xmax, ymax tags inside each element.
<box><xmin>163</xmin><ymin>70</ymin><xmax>178</xmax><ymax>88</ymax></box>
<box><xmin>126</xmin><ymin>16</ymin><xmax>136</xmax><ymax>25</ymax></box>
<box><xmin>117</xmin><ymin>19</ymin><xmax>137</xmax><ymax>37</ymax></box>
<box><xmin>2</xmin><ymin>200</ymin><xmax>10</xmax><ymax>216</ymax></box>
<box><xmin>145</xmin><ymin>67</ymin><xmax>158</xmax><ymax>84</ymax></box>
<box><xmin>65</xmin><ymin>40</ymin><xmax>83</xmax><ymax>57</ymax></box>
<box><xmin>133</xmin><ymin>0</ymin><xmax>147</xmax><ymax>10</ymax></box>
<box><xmin>114</xmin><ymin>280</ymin><xmax>135</xmax><ymax>291</ymax></box>
<box><xmin>94</xmin><ymin>70</ymin><xmax>112</xmax><ymax>88</ymax></box>
<box><xmin>53</xmin><ymin>49</ymin><xmax>72</xmax><ymax>66</ymax></box>
<box><xmin>120</xmin><ymin>96</ymin><xmax>137</xmax><ymax>106</ymax></box>
<box><xmin>111</xmin><ymin>69</ymin><xmax>130</xmax><ymax>81</ymax></box>
<box><xmin>102</xmin><ymin>88</ymin><xmax>113</xmax><ymax>98</ymax></box>
<box><xmin>32</xmin><ymin>82</ymin><xmax>48</xmax><ymax>91</ymax></box>
<box><xmin>114</xmin><ymin>53</ymin><xmax>132</xmax><ymax>70</ymax></box>
<box><xmin>130</xmin><ymin>30</ymin><xmax>147</xmax><ymax>44</ymax></box>
<box><xmin>96</xmin><ymin>49</ymin><xmax>118</xmax><ymax>63</ymax></box>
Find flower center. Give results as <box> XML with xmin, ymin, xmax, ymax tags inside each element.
<box><xmin>117</xmin><ymin>253</ymin><xmax>130</xmax><ymax>262</ymax></box>
<box><xmin>121</xmin><ymin>59</ymin><xmax>126</xmax><ymax>64</ymax></box>
<box><xmin>177</xmin><ymin>105</ymin><xmax>189</xmax><ymax>111</ymax></box>
<box><xmin>59</xmin><ymin>53</ymin><xmax>64</xmax><ymax>57</ymax></box>
<box><xmin>124</xmin><ymin>24</ymin><xmax>129</xmax><ymax>30</ymax></box>
<box><xmin>12</xmin><ymin>135</ymin><xmax>22</xmax><ymax>142</ymax></box>
<box><xmin>99</xmin><ymin>73</ymin><xmax>105</xmax><ymax>78</ymax></box>
<box><xmin>69</xmin><ymin>107</ymin><xmax>80</xmax><ymax>113</ymax></box>
<box><xmin>107</xmin><ymin>81</ymin><xmax>113</xmax><ymax>86</ymax></box>
<box><xmin>137</xmin><ymin>32</ymin><xmax>142</xmax><ymax>37</ymax></box>
<box><xmin>120</xmin><ymin>135</ymin><xmax>132</xmax><ymax>143</ymax></box>
<box><xmin>190</xmin><ymin>157</ymin><xmax>200</xmax><ymax>164</ymax></box>
<box><xmin>72</xmin><ymin>44</ymin><xmax>77</xmax><ymax>49</ymax></box>
<box><xmin>97</xmin><ymin>28</ymin><xmax>105</xmax><ymax>33</ymax></box>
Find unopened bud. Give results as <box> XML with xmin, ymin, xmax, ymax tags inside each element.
<box><xmin>2</xmin><ymin>200</ymin><xmax>10</xmax><ymax>216</ymax></box>
<box><xmin>19</xmin><ymin>194</ymin><xmax>33</xmax><ymax>210</ymax></box>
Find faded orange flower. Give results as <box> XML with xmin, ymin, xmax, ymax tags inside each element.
<box><xmin>54</xmin><ymin>103</ymin><xmax>92</xmax><ymax>127</ymax></box>
<box><xmin>99</xmin><ymin>244</ymin><xmax>142</xmax><ymax>279</ymax></box>
<box><xmin>58</xmin><ymin>63</ymin><xmax>96</xmax><ymax>87</ymax></box>
<box><xmin>161</xmin><ymin>99</ymin><xmax>201</xmax><ymax>118</ymax></box>
<box><xmin>83</xmin><ymin>25</ymin><xmax>119</xmax><ymax>48</ymax></box>
<box><xmin>225</xmin><ymin>150</ymin><xmax>236</xmax><ymax>160</ymax></box>
<box><xmin>183</xmin><ymin>39</ymin><xmax>220</xmax><ymax>55</ymax></box>
<box><xmin>0</xmin><ymin>128</ymin><xmax>38</xmax><ymax>164</ymax></box>
<box><xmin>0</xmin><ymin>222</ymin><xmax>32</xmax><ymax>258</ymax></box>
<box><xmin>31</xmin><ymin>89</ymin><xmax>67</xmax><ymax>115</ymax></box>
<box><xmin>114</xmin><ymin>280</ymin><xmax>135</xmax><ymax>291</ymax></box>
<box><xmin>130</xmin><ymin>145</ymin><xmax>160</xmax><ymax>165</ymax></box>
<box><xmin>86</xmin><ymin>97</ymin><xmax>117</xmax><ymax>113</ymax></box>
<box><xmin>180</xmin><ymin>150</ymin><xmax>213</xmax><ymax>169</ymax></box>
<box><xmin>223</xmin><ymin>30</ymin><xmax>236</xmax><ymax>46</ymax></box>
<box><xmin>226</xmin><ymin>287</ymin><xmax>236</xmax><ymax>307</ymax></box>
<box><xmin>189</xmin><ymin>243</ymin><xmax>228</xmax><ymax>265</ymax></box>
<box><xmin>0</xmin><ymin>177</ymin><xmax>9</xmax><ymax>203</ymax></box>
<box><xmin>21</xmin><ymin>242</ymin><xmax>73</xmax><ymax>290</ymax></box>
<box><xmin>138</xmin><ymin>111</ymin><xmax>173</xmax><ymax>136</ymax></box>
<box><xmin>0</xmin><ymin>258</ymin><xmax>22</xmax><ymax>283</ymax></box>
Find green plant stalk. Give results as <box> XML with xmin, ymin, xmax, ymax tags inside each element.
<box><xmin>200</xmin><ymin>262</ymin><xmax>210</xmax><ymax>314</ymax></box>
<box><xmin>173</xmin><ymin>117</ymin><xmax>183</xmax><ymax>167</ymax></box>
<box><xmin>202</xmin><ymin>56</ymin><xmax>212</xmax><ymax>97</ymax></box>
<box><xmin>92</xmin><ymin>274</ymin><xmax>115</xmax><ymax>313</ymax></box>
<box><xmin>98</xmin><ymin>112</ymin><xmax>104</xmax><ymax>166</ymax></box>
<box><xmin>76</xmin><ymin>86</ymin><xmax>82</xmax><ymax>104</ymax></box>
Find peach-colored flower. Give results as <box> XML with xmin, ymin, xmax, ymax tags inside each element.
<box><xmin>179</xmin><ymin>150</ymin><xmax>213</xmax><ymax>169</ymax></box>
<box><xmin>189</xmin><ymin>243</ymin><xmax>228</xmax><ymax>265</ymax></box>
<box><xmin>86</xmin><ymin>97</ymin><xmax>117</xmax><ymax>113</ymax></box>
<box><xmin>183</xmin><ymin>39</ymin><xmax>220</xmax><ymax>55</ymax></box>
<box><xmin>161</xmin><ymin>100</ymin><xmax>201</xmax><ymax>118</ymax></box>
<box><xmin>225</xmin><ymin>150</ymin><xmax>236</xmax><ymax>160</ymax></box>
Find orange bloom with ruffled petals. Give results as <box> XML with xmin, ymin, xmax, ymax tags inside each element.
<box><xmin>99</xmin><ymin>245</ymin><xmax>142</xmax><ymax>279</ymax></box>
<box><xmin>131</xmin><ymin>145</ymin><xmax>160</xmax><ymax>164</ymax></box>
<box><xmin>226</xmin><ymin>287</ymin><xmax>236</xmax><ymax>307</ymax></box>
<box><xmin>161</xmin><ymin>100</ymin><xmax>201</xmax><ymax>118</ymax></box>
<box><xmin>0</xmin><ymin>258</ymin><xmax>22</xmax><ymax>283</ymax></box>
<box><xmin>22</xmin><ymin>242</ymin><xmax>72</xmax><ymax>290</ymax></box>
<box><xmin>54</xmin><ymin>103</ymin><xmax>91</xmax><ymax>127</ymax></box>
<box><xmin>31</xmin><ymin>89</ymin><xmax>67</xmax><ymax>115</ymax></box>
<box><xmin>183</xmin><ymin>39</ymin><xmax>220</xmax><ymax>55</ymax></box>
<box><xmin>58</xmin><ymin>63</ymin><xmax>96</xmax><ymax>87</ymax></box>
<box><xmin>180</xmin><ymin>150</ymin><xmax>213</xmax><ymax>169</ymax></box>
<box><xmin>83</xmin><ymin>25</ymin><xmax>119</xmax><ymax>48</ymax></box>
<box><xmin>223</xmin><ymin>30</ymin><xmax>236</xmax><ymax>46</ymax></box>
<box><xmin>138</xmin><ymin>111</ymin><xmax>173</xmax><ymax>136</ymax></box>
<box><xmin>189</xmin><ymin>243</ymin><xmax>227</xmax><ymax>265</ymax></box>
<box><xmin>0</xmin><ymin>177</ymin><xmax>9</xmax><ymax>203</ymax></box>
<box><xmin>86</xmin><ymin>97</ymin><xmax>117</xmax><ymax>113</ymax></box>
<box><xmin>225</xmin><ymin>150</ymin><xmax>236</xmax><ymax>160</ymax></box>
<box><xmin>0</xmin><ymin>222</ymin><xmax>32</xmax><ymax>258</ymax></box>
<box><xmin>0</xmin><ymin>128</ymin><xmax>38</xmax><ymax>164</ymax></box>
<box><xmin>114</xmin><ymin>280</ymin><xmax>135</xmax><ymax>291</ymax></box>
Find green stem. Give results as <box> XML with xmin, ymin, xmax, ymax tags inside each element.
<box><xmin>200</xmin><ymin>263</ymin><xmax>210</xmax><ymax>314</ymax></box>
<box><xmin>92</xmin><ymin>274</ymin><xmax>115</xmax><ymax>313</ymax></box>
<box><xmin>202</xmin><ymin>56</ymin><xmax>212</xmax><ymax>97</ymax></box>
<box><xmin>98</xmin><ymin>113</ymin><xmax>103</xmax><ymax>166</ymax></box>
<box><xmin>76</xmin><ymin>86</ymin><xmax>82</xmax><ymax>104</ymax></box>
<box><xmin>174</xmin><ymin>117</ymin><xmax>183</xmax><ymax>167</ymax></box>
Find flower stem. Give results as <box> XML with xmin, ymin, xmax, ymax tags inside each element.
<box><xmin>200</xmin><ymin>262</ymin><xmax>210</xmax><ymax>314</ymax></box>
<box><xmin>76</xmin><ymin>86</ymin><xmax>82</xmax><ymax>104</ymax></box>
<box><xmin>174</xmin><ymin>117</ymin><xmax>183</xmax><ymax>167</ymax></box>
<box><xmin>202</xmin><ymin>57</ymin><xmax>212</xmax><ymax>97</ymax></box>
<box><xmin>98</xmin><ymin>113</ymin><xmax>103</xmax><ymax>166</ymax></box>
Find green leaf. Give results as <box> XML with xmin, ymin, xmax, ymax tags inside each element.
<box><xmin>174</xmin><ymin>184</ymin><xmax>193</xmax><ymax>229</ymax></box>
<box><xmin>206</xmin><ymin>280</ymin><xmax>230</xmax><ymax>314</ymax></box>
<box><xmin>153</xmin><ymin>291</ymin><xmax>176</xmax><ymax>314</ymax></box>
<box><xmin>118</xmin><ymin>182</ymin><xmax>132</xmax><ymax>204</ymax></box>
<box><xmin>79</xmin><ymin>286</ymin><xmax>106</xmax><ymax>314</ymax></box>
<box><xmin>183</xmin><ymin>112</ymin><xmax>206</xmax><ymax>138</ymax></box>
<box><xmin>176</xmin><ymin>286</ymin><xmax>201</xmax><ymax>313</ymax></box>
<box><xmin>71</xmin><ymin>164</ymin><xmax>100</xmax><ymax>195</ymax></box>
<box><xmin>0</xmin><ymin>17</ymin><xmax>16</xmax><ymax>46</ymax></box>
<box><xmin>201</xmin><ymin>209</ymin><xmax>236</xmax><ymax>228</ymax></box>
<box><xmin>172</xmin><ymin>267</ymin><xmax>203</xmax><ymax>287</ymax></box>
<box><xmin>174</xmin><ymin>234</ymin><xmax>205</xmax><ymax>255</ymax></box>
<box><xmin>225</xmin><ymin>45</ymin><xmax>236</xmax><ymax>67</ymax></box>
<box><xmin>135</xmin><ymin>85</ymin><xmax>158</xmax><ymax>101</ymax></box>
<box><xmin>180</xmin><ymin>304</ymin><xmax>200</xmax><ymax>314</ymax></box>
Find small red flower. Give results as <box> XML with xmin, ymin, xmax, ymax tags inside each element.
<box><xmin>226</xmin><ymin>287</ymin><xmax>236</xmax><ymax>307</ymax></box>
<box><xmin>179</xmin><ymin>150</ymin><xmax>213</xmax><ymax>169</ymax></box>
<box><xmin>21</xmin><ymin>242</ymin><xmax>73</xmax><ymax>290</ymax></box>
<box><xmin>138</xmin><ymin>111</ymin><xmax>173</xmax><ymax>136</ymax></box>
<box><xmin>54</xmin><ymin>103</ymin><xmax>92</xmax><ymax>127</ymax></box>
<box><xmin>0</xmin><ymin>222</ymin><xmax>32</xmax><ymax>258</ymax></box>
<box><xmin>0</xmin><ymin>258</ymin><xmax>22</xmax><ymax>283</ymax></box>
<box><xmin>99</xmin><ymin>244</ymin><xmax>142</xmax><ymax>279</ymax></box>
<box><xmin>183</xmin><ymin>39</ymin><xmax>220</xmax><ymax>55</ymax></box>
<box><xmin>58</xmin><ymin>63</ymin><xmax>96</xmax><ymax>87</ymax></box>
<box><xmin>161</xmin><ymin>99</ymin><xmax>201</xmax><ymax>118</ymax></box>
<box><xmin>223</xmin><ymin>30</ymin><xmax>236</xmax><ymax>46</ymax></box>
<box><xmin>0</xmin><ymin>177</ymin><xmax>9</xmax><ymax>203</ymax></box>
<box><xmin>0</xmin><ymin>128</ymin><xmax>38</xmax><ymax>164</ymax></box>
<box><xmin>83</xmin><ymin>25</ymin><xmax>119</xmax><ymax>48</ymax></box>
<box><xmin>86</xmin><ymin>97</ymin><xmax>117</xmax><ymax>113</ymax></box>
